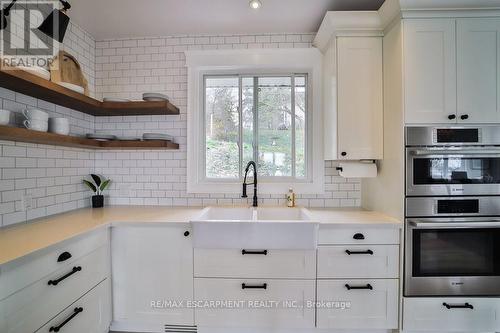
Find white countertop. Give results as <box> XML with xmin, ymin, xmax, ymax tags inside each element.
<box><xmin>0</xmin><ymin>206</ymin><xmax>401</xmax><ymax>266</ymax></box>
<box><xmin>308</xmin><ymin>208</ymin><xmax>402</xmax><ymax>226</ymax></box>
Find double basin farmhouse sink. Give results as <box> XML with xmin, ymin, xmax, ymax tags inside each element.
<box><xmin>191</xmin><ymin>207</ymin><xmax>319</xmax><ymax>249</ymax></box>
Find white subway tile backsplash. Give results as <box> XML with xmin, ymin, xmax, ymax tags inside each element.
<box><xmin>91</xmin><ymin>33</ymin><xmax>357</xmax><ymax>209</ymax></box>
<box><xmin>3</xmin><ymin>211</ymin><xmax>27</xmax><ymax>226</ymax></box>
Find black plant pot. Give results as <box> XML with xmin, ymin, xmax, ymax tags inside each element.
<box><xmin>92</xmin><ymin>195</ymin><xmax>104</xmax><ymax>208</ymax></box>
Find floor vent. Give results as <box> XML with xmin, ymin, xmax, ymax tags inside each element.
<box><xmin>164</xmin><ymin>324</ymin><xmax>197</xmax><ymax>333</ymax></box>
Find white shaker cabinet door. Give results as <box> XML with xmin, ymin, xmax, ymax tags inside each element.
<box><xmin>457</xmin><ymin>18</ymin><xmax>500</xmax><ymax>123</ymax></box>
<box><xmin>404</xmin><ymin>19</ymin><xmax>457</xmax><ymax>124</ymax></box>
<box><xmin>317</xmin><ymin>279</ymin><xmax>399</xmax><ymax>330</ymax></box>
<box><xmin>403</xmin><ymin>297</ymin><xmax>499</xmax><ymax>332</ymax></box>
<box><xmin>111</xmin><ymin>225</ymin><xmax>194</xmax><ymax>329</ymax></box>
<box><xmin>337</xmin><ymin>37</ymin><xmax>383</xmax><ymax>160</ymax></box>
<box><xmin>194</xmin><ymin>278</ymin><xmax>316</xmax><ymax>329</ymax></box>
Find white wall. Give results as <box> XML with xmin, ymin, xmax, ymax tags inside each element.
<box><xmin>0</xmin><ymin>31</ymin><xmax>362</xmax><ymax>228</ymax></box>
<box><xmin>0</xmin><ymin>20</ymin><xmax>96</xmax><ymax>227</ymax></box>
<box><xmin>361</xmin><ymin>21</ymin><xmax>405</xmax><ymax>220</ymax></box>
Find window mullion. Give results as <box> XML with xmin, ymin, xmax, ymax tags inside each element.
<box><xmin>238</xmin><ymin>76</ymin><xmax>243</xmax><ymax>179</ymax></box>
<box><xmin>291</xmin><ymin>75</ymin><xmax>296</xmax><ymax>178</ymax></box>
<box><xmin>253</xmin><ymin>77</ymin><xmax>259</xmax><ymax>168</ymax></box>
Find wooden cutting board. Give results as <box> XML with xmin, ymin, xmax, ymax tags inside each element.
<box><xmin>49</xmin><ymin>51</ymin><xmax>89</xmax><ymax>95</ymax></box>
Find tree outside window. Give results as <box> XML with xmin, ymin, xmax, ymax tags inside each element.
<box><xmin>205</xmin><ymin>74</ymin><xmax>307</xmax><ymax>180</ymax></box>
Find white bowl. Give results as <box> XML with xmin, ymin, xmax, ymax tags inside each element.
<box><xmin>23</xmin><ymin>119</ymin><xmax>48</xmax><ymax>132</ymax></box>
<box><xmin>23</xmin><ymin>108</ymin><xmax>49</xmax><ymax>121</ymax></box>
<box><xmin>0</xmin><ymin>109</ymin><xmax>11</xmax><ymax>125</ymax></box>
<box><xmin>48</xmin><ymin>118</ymin><xmax>70</xmax><ymax>135</ymax></box>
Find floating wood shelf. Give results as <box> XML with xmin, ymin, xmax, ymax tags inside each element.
<box><xmin>0</xmin><ymin>126</ymin><xmax>179</xmax><ymax>150</ymax></box>
<box><xmin>0</xmin><ymin>69</ymin><xmax>180</xmax><ymax>116</ymax></box>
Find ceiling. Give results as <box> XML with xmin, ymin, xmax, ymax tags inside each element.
<box><xmin>69</xmin><ymin>0</ymin><xmax>385</xmax><ymax>40</ymax></box>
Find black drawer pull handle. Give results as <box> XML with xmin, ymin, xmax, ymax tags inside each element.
<box><xmin>346</xmin><ymin>249</ymin><xmax>373</xmax><ymax>255</ymax></box>
<box><xmin>242</xmin><ymin>283</ymin><xmax>267</xmax><ymax>290</ymax></box>
<box><xmin>48</xmin><ymin>266</ymin><xmax>82</xmax><ymax>286</ymax></box>
<box><xmin>242</xmin><ymin>249</ymin><xmax>268</xmax><ymax>255</ymax></box>
<box><xmin>345</xmin><ymin>284</ymin><xmax>373</xmax><ymax>290</ymax></box>
<box><xmin>57</xmin><ymin>251</ymin><xmax>72</xmax><ymax>262</ymax></box>
<box><xmin>443</xmin><ymin>302</ymin><xmax>474</xmax><ymax>310</ymax></box>
<box><xmin>49</xmin><ymin>307</ymin><xmax>83</xmax><ymax>332</ymax></box>
<box><xmin>353</xmin><ymin>233</ymin><xmax>365</xmax><ymax>240</ymax></box>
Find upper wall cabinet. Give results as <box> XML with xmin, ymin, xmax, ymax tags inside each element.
<box><xmin>337</xmin><ymin>37</ymin><xmax>383</xmax><ymax>160</ymax></box>
<box><xmin>404</xmin><ymin>18</ymin><xmax>500</xmax><ymax>124</ymax></box>
<box><xmin>323</xmin><ymin>36</ymin><xmax>383</xmax><ymax>160</ymax></box>
<box><xmin>404</xmin><ymin>19</ymin><xmax>457</xmax><ymax>124</ymax></box>
<box><xmin>457</xmin><ymin>18</ymin><xmax>500</xmax><ymax>123</ymax></box>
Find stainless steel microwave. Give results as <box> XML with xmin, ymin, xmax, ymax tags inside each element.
<box><xmin>406</xmin><ymin>126</ymin><xmax>500</xmax><ymax>196</ymax></box>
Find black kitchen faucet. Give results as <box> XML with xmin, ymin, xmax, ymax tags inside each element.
<box><xmin>242</xmin><ymin>161</ymin><xmax>258</xmax><ymax>207</ymax></box>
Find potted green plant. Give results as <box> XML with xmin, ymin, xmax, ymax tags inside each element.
<box><xmin>83</xmin><ymin>174</ymin><xmax>111</xmax><ymax>208</ymax></box>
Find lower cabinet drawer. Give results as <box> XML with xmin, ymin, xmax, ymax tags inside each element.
<box><xmin>36</xmin><ymin>279</ymin><xmax>111</xmax><ymax>333</ymax></box>
<box><xmin>317</xmin><ymin>245</ymin><xmax>399</xmax><ymax>278</ymax></box>
<box><xmin>403</xmin><ymin>297</ymin><xmax>500</xmax><ymax>332</ymax></box>
<box><xmin>194</xmin><ymin>278</ymin><xmax>315</xmax><ymax>329</ymax></box>
<box><xmin>319</xmin><ymin>227</ymin><xmax>400</xmax><ymax>245</ymax></box>
<box><xmin>316</xmin><ymin>279</ymin><xmax>399</xmax><ymax>330</ymax></box>
<box><xmin>0</xmin><ymin>229</ymin><xmax>108</xmax><ymax>301</ymax></box>
<box><xmin>194</xmin><ymin>248</ymin><xmax>316</xmax><ymax>279</ymax></box>
<box><xmin>0</xmin><ymin>245</ymin><xmax>109</xmax><ymax>333</ymax></box>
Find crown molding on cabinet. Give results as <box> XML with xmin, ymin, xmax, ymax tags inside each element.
<box><xmin>314</xmin><ymin>12</ymin><xmax>385</xmax><ymax>51</ymax></box>
<box><xmin>314</xmin><ymin>0</ymin><xmax>500</xmax><ymax>52</ymax></box>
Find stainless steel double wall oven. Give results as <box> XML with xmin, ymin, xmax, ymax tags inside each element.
<box><xmin>405</xmin><ymin>126</ymin><xmax>500</xmax><ymax>297</ymax></box>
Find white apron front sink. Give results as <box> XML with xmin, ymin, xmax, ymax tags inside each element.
<box><xmin>191</xmin><ymin>207</ymin><xmax>319</xmax><ymax>249</ymax></box>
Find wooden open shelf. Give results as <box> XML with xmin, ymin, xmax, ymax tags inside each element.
<box><xmin>0</xmin><ymin>69</ymin><xmax>180</xmax><ymax>116</ymax></box>
<box><xmin>0</xmin><ymin>126</ymin><xmax>179</xmax><ymax>150</ymax></box>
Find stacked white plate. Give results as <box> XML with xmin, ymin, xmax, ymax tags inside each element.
<box><xmin>86</xmin><ymin>134</ymin><xmax>117</xmax><ymax>141</ymax></box>
<box><xmin>58</xmin><ymin>82</ymin><xmax>85</xmax><ymax>94</ymax></box>
<box><xmin>143</xmin><ymin>93</ymin><xmax>170</xmax><ymax>102</ymax></box>
<box><xmin>103</xmin><ymin>98</ymin><xmax>130</xmax><ymax>102</ymax></box>
<box><xmin>17</xmin><ymin>66</ymin><xmax>51</xmax><ymax>80</ymax></box>
<box><xmin>116</xmin><ymin>136</ymin><xmax>141</xmax><ymax>141</ymax></box>
<box><xmin>143</xmin><ymin>133</ymin><xmax>173</xmax><ymax>141</ymax></box>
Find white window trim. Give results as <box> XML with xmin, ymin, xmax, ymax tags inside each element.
<box><xmin>185</xmin><ymin>48</ymin><xmax>324</xmax><ymax>194</ymax></box>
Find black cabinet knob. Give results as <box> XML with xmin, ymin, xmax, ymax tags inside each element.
<box><xmin>57</xmin><ymin>251</ymin><xmax>72</xmax><ymax>262</ymax></box>
<box><xmin>448</xmin><ymin>114</ymin><xmax>456</xmax><ymax>120</ymax></box>
<box><xmin>341</xmin><ymin>152</ymin><xmax>347</xmax><ymax>157</ymax></box>
<box><xmin>461</xmin><ymin>114</ymin><xmax>469</xmax><ymax>120</ymax></box>
<box><xmin>184</xmin><ymin>231</ymin><xmax>190</xmax><ymax>237</ymax></box>
<box><xmin>353</xmin><ymin>233</ymin><xmax>365</xmax><ymax>240</ymax></box>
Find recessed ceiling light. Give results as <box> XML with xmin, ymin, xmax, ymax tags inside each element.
<box><xmin>249</xmin><ymin>0</ymin><xmax>262</xmax><ymax>10</ymax></box>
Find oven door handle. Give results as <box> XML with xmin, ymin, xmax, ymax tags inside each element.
<box><xmin>410</xmin><ymin>221</ymin><xmax>500</xmax><ymax>228</ymax></box>
<box><xmin>411</xmin><ymin>149</ymin><xmax>500</xmax><ymax>156</ymax></box>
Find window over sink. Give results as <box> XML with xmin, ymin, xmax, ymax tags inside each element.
<box><xmin>204</xmin><ymin>74</ymin><xmax>308</xmax><ymax>180</ymax></box>
<box><xmin>186</xmin><ymin>48</ymin><xmax>324</xmax><ymax>194</ymax></box>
